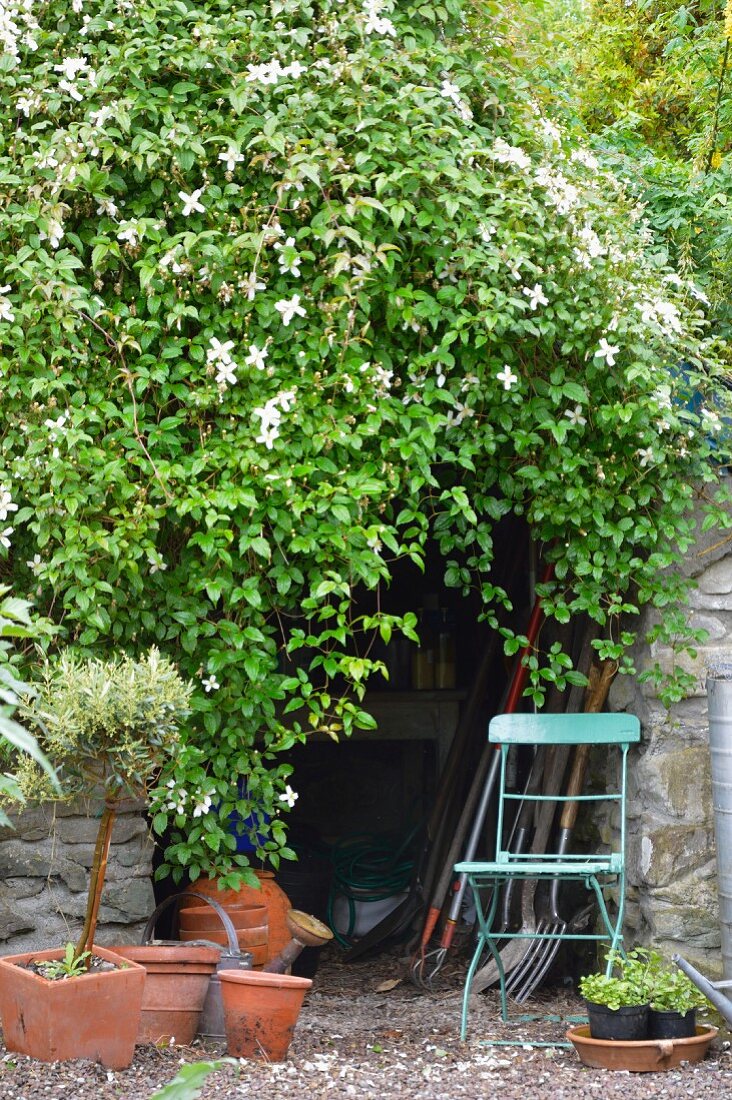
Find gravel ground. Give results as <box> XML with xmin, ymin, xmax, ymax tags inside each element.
<box><xmin>0</xmin><ymin>946</ymin><xmax>730</xmax><ymax>1099</ymax></box>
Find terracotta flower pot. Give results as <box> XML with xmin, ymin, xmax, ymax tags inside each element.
<box><xmin>0</xmin><ymin>945</ymin><xmax>145</xmax><ymax>1069</ymax></box>
<box><xmin>182</xmin><ymin>871</ymin><xmax>292</xmax><ymax>961</ymax></box>
<box><xmin>253</xmin><ymin>871</ymin><xmax>293</xmax><ymax>959</ymax></box>
<box><xmin>110</xmin><ymin>943</ymin><xmax>220</xmax><ymax>1045</ymax></box>
<box><xmin>178</xmin><ymin>928</ymin><xmax>268</xmax><ymax>966</ymax></box>
<box><xmin>219</xmin><ymin>969</ymin><xmax>312</xmax><ymax>1061</ymax></box>
<box><xmin>178</xmin><ymin>903</ymin><xmax>267</xmax><ymax>932</ymax></box>
<box><xmin>177</xmin><ymin>921</ymin><xmax>267</xmax><ymax>948</ymax></box>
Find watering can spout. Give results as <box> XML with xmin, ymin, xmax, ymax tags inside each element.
<box><xmin>673</xmin><ymin>953</ymin><xmax>732</xmax><ymax>1026</ymax></box>
<box><xmin>263</xmin><ymin>910</ymin><xmax>333</xmax><ymax>974</ymax></box>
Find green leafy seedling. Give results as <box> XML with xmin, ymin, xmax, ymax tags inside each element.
<box><xmin>147</xmin><ymin>1059</ymin><xmax>236</xmax><ymax>1100</ymax></box>
<box><xmin>37</xmin><ymin>943</ymin><xmax>92</xmax><ymax>981</ymax></box>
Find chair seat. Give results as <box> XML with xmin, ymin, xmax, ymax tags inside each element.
<box><xmin>455</xmin><ymin>858</ymin><xmax>618</xmax><ymax>878</ymax></box>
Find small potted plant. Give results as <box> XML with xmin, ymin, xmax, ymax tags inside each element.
<box><xmin>647</xmin><ymin>956</ymin><xmax>709</xmax><ymax>1039</ymax></box>
<box><xmin>579</xmin><ymin>950</ymin><xmax>653</xmax><ymax>1040</ymax></box>
<box><xmin>0</xmin><ymin>648</ymin><xmax>192</xmax><ymax>1068</ymax></box>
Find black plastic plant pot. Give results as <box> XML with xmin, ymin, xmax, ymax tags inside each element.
<box><xmin>585</xmin><ymin>1000</ymin><xmax>649</xmax><ymax>1041</ymax></box>
<box><xmin>648</xmin><ymin>1008</ymin><xmax>696</xmax><ymax>1040</ymax></box>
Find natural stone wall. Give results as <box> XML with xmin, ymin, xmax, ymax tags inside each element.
<box><xmin>0</xmin><ymin>797</ymin><xmax>155</xmax><ymax>954</ymax></box>
<box><xmin>608</xmin><ymin>506</ymin><xmax>732</xmax><ymax>976</ymax></box>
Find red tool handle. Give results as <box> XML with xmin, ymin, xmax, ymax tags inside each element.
<box><xmin>503</xmin><ymin>561</ymin><xmax>555</xmax><ymax>714</ymax></box>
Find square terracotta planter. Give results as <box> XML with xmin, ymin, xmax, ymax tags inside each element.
<box><xmin>0</xmin><ymin>945</ymin><xmax>146</xmax><ymax>1069</ymax></box>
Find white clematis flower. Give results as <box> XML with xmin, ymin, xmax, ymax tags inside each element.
<box><xmin>496</xmin><ymin>365</ymin><xmax>518</xmax><ymax>391</ymax></box>
<box><xmin>275</xmin><ymin>294</ymin><xmax>307</xmax><ymax>326</ymax></box>
<box><xmin>279</xmin><ymin>785</ymin><xmax>298</xmax><ymax>809</ymax></box>
<box><xmin>179</xmin><ymin>188</ymin><xmax>206</xmax><ymax>216</ymax></box>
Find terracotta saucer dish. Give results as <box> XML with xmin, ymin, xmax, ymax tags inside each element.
<box><xmin>566</xmin><ymin>1024</ymin><xmax>718</xmax><ymax>1072</ymax></box>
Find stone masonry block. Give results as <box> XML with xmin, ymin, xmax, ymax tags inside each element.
<box><xmin>697</xmin><ymin>558</ymin><xmax>732</xmax><ymax>594</ymax></box>
<box><xmin>690</xmin><ymin>589</ymin><xmax>732</xmax><ymax>611</ymax></box>
<box><xmin>629</xmin><ymin>744</ymin><xmax>713</xmax><ymax>823</ymax></box>
<box><xmin>0</xmin><ymin>840</ymin><xmax>56</xmax><ymax>879</ymax></box>
<box><xmin>637</xmin><ymin>826</ymin><xmax>715</xmax><ymax>889</ymax></box>
<box><xmin>689</xmin><ymin>611</ymin><xmax>729</xmax><ymax>641</ymax></box>
<box><xmin>1</xmin><ymin>877</ymin><xmax>46</xmax><ymax>899</ymax></box>
<box><xmin>58</xmin><ymin>860</ymin><xmax>89</xmax><ymax>893</ymax></box>
<box><xmin>643</xmin><ymin>893</ymin><xmax>721</xmax><ymax>949</ymax></box>
<box><xmin>99</xmin><ymin>877</ymin><xmax>155</xmax><ymax>923</ymax></box>
<box><xmin>114</xmin><ymin>843</ymin><xmax>155</xmax><ymax>872</ymax></box>
<box><xmin>0</xmin><ymin>899</ymin><xmax>36</xmax><ymax>941</ymax></box>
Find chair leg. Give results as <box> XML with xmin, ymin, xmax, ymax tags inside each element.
<box><xmin>461</xmin><ymin>879</ymin><xmax>511</xmax><ymax>1038</ymax></box>
<box><xmin>589</xmin><ymin>875</ymin><xmax>625</xmax><ymax>968</ymax></box>
<box><xmin>487</xmin><ymin>933</ymin><xmax>509</xmax><ymax>1023</ymax></box>
<box><xmin>461</xmin><ymin>934</ymin><xmax>485</xmax><ymax>1040</ymax></box>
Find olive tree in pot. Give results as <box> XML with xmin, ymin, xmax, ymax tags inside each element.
<box><xmin>0</xmin><ymin>647</ymin><xmax>192</xmax><ymax>1068</ymax></box>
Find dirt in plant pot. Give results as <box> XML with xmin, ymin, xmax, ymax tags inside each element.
<box><xmin>20</xmin><ymin>955</ymin><xmax>120</xmax><ymax>980</ymax></box>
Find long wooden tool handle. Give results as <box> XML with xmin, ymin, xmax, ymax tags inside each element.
<box><xmin>559</xmin><ymin>660</ymin><xmax>616</xmax><ymax>832</ymax></box>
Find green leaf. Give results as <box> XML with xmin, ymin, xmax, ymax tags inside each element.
<box><xmin>147</xmin><ymin>1060</ymin><xmax>236</xmax><ymax>1100</ymax></box>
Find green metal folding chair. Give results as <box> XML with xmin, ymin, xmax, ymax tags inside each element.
<box><xmin>455</xmin><ymin>711</ymin><xmax>640</xmax><ymax>1040</ymax></box>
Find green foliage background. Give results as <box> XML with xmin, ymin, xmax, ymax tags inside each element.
<box><xmin>0</xmin><ymin>0</ymin><xmax>729</xmax><ymax>882</ymax></box>
<box><xmin>540</xmin><ymin>0</ymin><xmax>732</xmax><ymax>338</ymax></box>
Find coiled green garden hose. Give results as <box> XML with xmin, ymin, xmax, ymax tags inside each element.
<box><xmin>327</xmin><ymin>831</ymin><xmax>417</xmax><ymax>948</ymax></box>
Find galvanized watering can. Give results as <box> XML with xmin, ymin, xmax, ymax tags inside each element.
<box><xmin>673</xmin><ymin>954</ymin><xmax>732</xmax><ymax>1027</ymax></box>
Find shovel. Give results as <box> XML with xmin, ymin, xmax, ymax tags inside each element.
<box><xmin>509</xmin><ymin>659</ymin><xmax>617</xmax><ymax>1003</ymax></box>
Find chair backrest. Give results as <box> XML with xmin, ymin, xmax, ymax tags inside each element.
<box><xmin>489</xmin><ymin>712</ymin><xmax>640</xmax><ymax>746</ymax></box>
<box><xmin>488</xmin><ymin>711</ymin><xmax>640</xmax><ymax>867</ymax></box>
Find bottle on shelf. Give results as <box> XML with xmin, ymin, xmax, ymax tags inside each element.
<box><xmin>435</xmin><ymin>609</ymin><xmax>456</xmax><ymax>690</ymax></box>
<box><xmin>411</xmin><ymin>606</ymin><xmax>435</xmax><ymax>689</ymax></box>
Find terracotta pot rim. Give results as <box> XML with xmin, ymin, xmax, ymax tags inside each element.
<box><xmin>567</xmin><ymin>1024</ymin><xmax>717</xmax><ymax>1048</ymax></box>
<box><xmin>0</xmin><ymin>944</ymin><xmax>147</xmax><ymax>980</ymax></box>
<box><xmin>179</xmin><ymin>899</ymin><xmax>268</xmax><ymax>912</ymax></box>
<box><xmin>109</xmin><ymin>944</ymin><xmax>221</xmax><ymax>966</ymax></box>
<box><xmin>219</xmin><ymin>969</ymin><xmax>312</xmax><ymax>990</ymax></box>
<box><xmin>178</xmin><ymin>933</ymin><xmax>267</xmax><ymax>944</ymax></box>
<box><xmin>178</xmin><ymin>910</ymin><xmax>267</xmax><ymax>924</ymax></box>
<box><xmin>179</xmin><ymin>902</ymin><xmax>267</xmax><ymax>912</ymax></box>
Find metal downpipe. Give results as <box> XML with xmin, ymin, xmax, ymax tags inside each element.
<box><xmin>706</xmin><ymin>670</ymin><xmax>732</xmax><ymax>980</ymax></box>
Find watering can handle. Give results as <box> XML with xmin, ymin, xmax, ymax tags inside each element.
<box><xmin>141</xmin><ymin>891</ymin><xmax>241</xmax><ymax>958</ymax></box>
